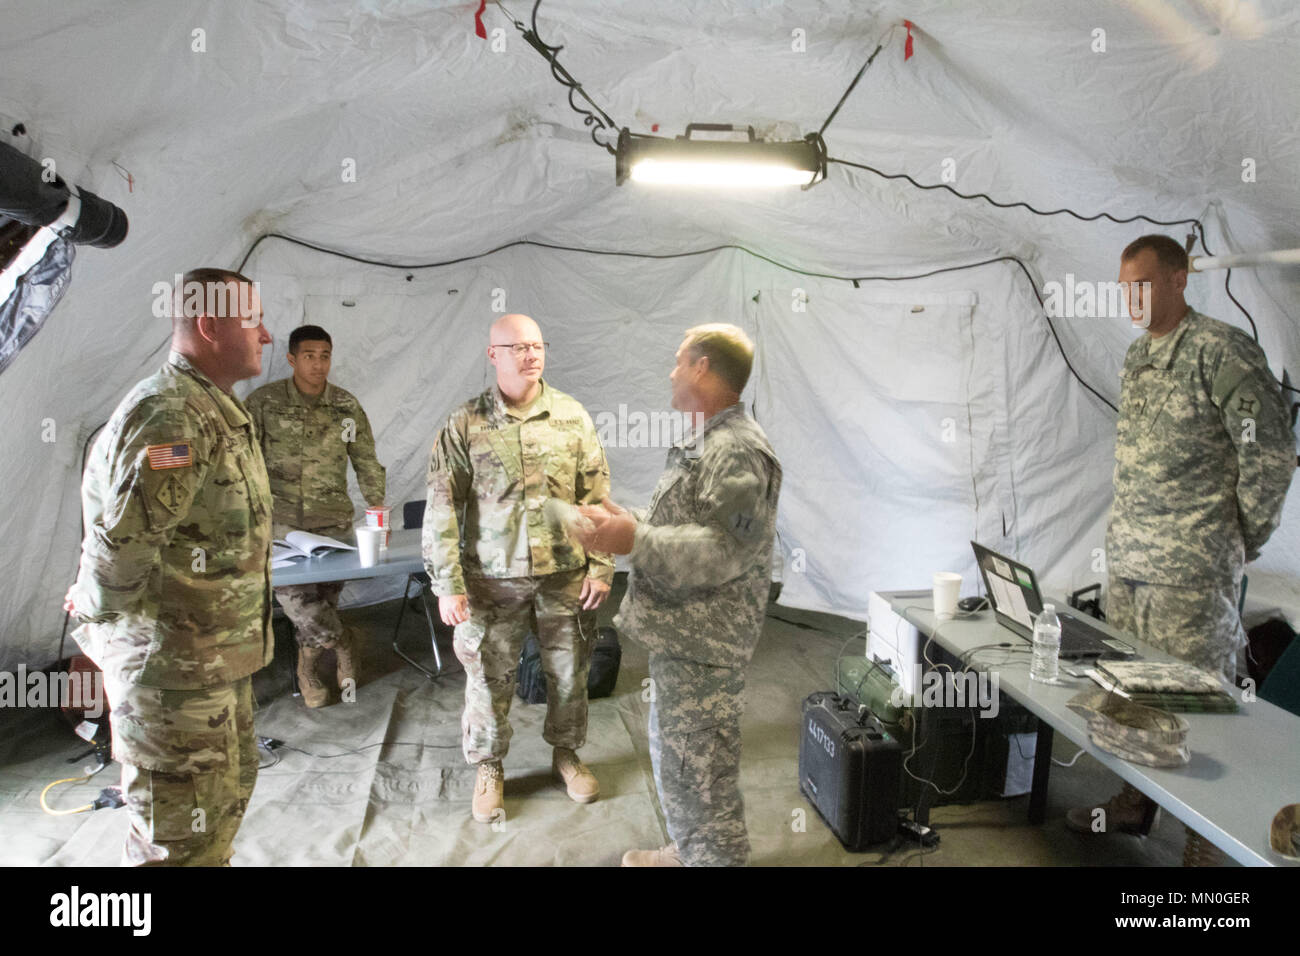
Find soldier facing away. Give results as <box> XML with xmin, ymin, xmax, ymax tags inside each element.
<box><xmin>64</xmin><ymin>268</ymin><xmax>274</xmax><ymax>866</ymax></box>
<box><xmin>1068</xmin><ymin>234</ymin><xmax>1295</xmax><ymax>863</ymax></box>
<box><xmin>245</xmin><ymin>325</ymin><xmax>387</xmax><ymax>707</ymax></box>
<box><xmin>578</xmin><ymin>323</ymin><xmax>783</xmax><ymax>867</ymax></box>
<box><xmin>423</xmin><ymin>313</ymin><xmax>614</xmax><ymax>823</ymax></box>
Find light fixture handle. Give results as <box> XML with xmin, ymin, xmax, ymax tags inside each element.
<box><xmin>682</xmin><ymin>123</ymin><xmax>757</xmax><ymax>142</ymax></box>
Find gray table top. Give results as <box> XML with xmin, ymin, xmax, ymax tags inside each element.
<box><xmin>882</xmin><ymin>589</ymin><xmax>1300</xmax><ymax>868</ymax></box>
<box><xmin>272</xmin><ymin>528</ymin><xmax>426</xmax><ymax>586</ymax></box>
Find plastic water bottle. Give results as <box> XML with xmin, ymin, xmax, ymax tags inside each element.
<box><xmin>1030</xmin><ymin>604</ymin><xmax>1062</xmax><ymax>684</ymax></box>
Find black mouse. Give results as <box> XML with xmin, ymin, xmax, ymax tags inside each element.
<box><xmin>957</xmin><ymin>596</ymin><xmax>987</xmax><ymax>613</ymax></box>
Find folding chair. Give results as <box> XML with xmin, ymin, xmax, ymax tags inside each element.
<box><xmin>391</xmin><ymin>499</ymin><xmax>446</xmax><ymax>679</ymax></box>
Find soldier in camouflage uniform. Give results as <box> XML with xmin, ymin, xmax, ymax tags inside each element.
<box><xmin>578</xmin><ymin>324</ymin><xmax>783</xmax><ymax>867</ymax></box>
<box><xmin>423</xmin><ymin>313</ymin><xmax>614</xmax><ymax>823</ymax></box>
<box><xmin>1068</xmin><ymin>235</ymin><xmax>1295</xmax><ymax>864</ymax></box>
<box><xmin>245</xmin><ymin>325</ymin><xmax>386</xmax><ymax>707</ymax></box>
<box><xmin>64</xmin><ymin>269</ymin><xmax>274</xmax><ymax>866</ymax></box>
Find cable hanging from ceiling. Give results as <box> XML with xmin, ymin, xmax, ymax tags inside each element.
<box><xmin>495</xmin><ymin>0</ymin><xmax>620</xmax><ymax>155</ymax></box>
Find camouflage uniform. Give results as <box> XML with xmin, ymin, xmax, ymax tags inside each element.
<box><xmin>422</xmin><ymin>381</ymin><xmax>613</xmax><ymax>764</ymax></box>
<box><xmin>1106</xmin><ymin>309</ymin><xmax>1295</xmax><ymax>682</ymax></box>
<box><xmin>70</xmin><ymin>350</ymin><xmax>273</xmax><ymax>866</ymax></box>
<box><xmin>246</xmin><ymin>378</ymin><xmax>385</xmax><ymax>649</ymax></box>
<box><xmin>615</xmin><ymin>403</ymin><xmax>782</xmax><ymax>866</ymax></box>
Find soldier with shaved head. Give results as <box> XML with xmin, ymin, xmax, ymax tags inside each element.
<box><xmin>423</xmin><ymin>313</ymin><xmax>614</xmax><ymax>823</ymax></box>
<box><xmin>65</xmin><ymin>268</ymin><xmax>274</xmax><ymax>865</ymax></box>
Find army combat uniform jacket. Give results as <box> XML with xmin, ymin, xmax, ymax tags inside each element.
<box><xmin>71</xmin><ymin>351</ymin><xmax>274</xmax><ymax>690</ymax></box>
<box><xmin>616</xmin><ymin>403</ymin><xmax>783</xmax><ymax>669</ymax></box>
<box><xmin>1106</xmin><ymin>309</ymin><xmax>1295</xmax><ymax>586</ymax></box>
<box><xmin>423</xmin><ymin>380</ymin><xmax>614</xmax><ymax>596</ymax></box>
<box><xmin>245</xmin><ymin>378</ymin><xmax>386</xmax><ymax>537</ymax></box>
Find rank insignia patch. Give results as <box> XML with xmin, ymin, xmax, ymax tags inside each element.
<box><xmin>154</xmin><ymin>473</ymin><xmax>187</xmax><ymax>513</ymax></box>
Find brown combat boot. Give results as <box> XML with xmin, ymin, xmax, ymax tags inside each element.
<box><xmin>552</xmin><ymin>747</ymin><xmax>599</xmax><ymax>803</ymax></box>
<box><xmin>471</xmin><ymin>760</ymin><xmax>504</xmax><ymax>823</ymax></box>
<box><xmin>296</xmin><ymin>646</ymin><xmax>328</xmax><ymax>708</ymax></box>
<box><xmin>335</xmin><ymin>629</ymin><xmax>357</xmax><ymax>689</ymax></box>
<box><xmin>1066</xmin><ymin>782</ymin><xmax>1160</xmax><ymax>835</ymax></box>
<box><xmin>621</xmin><ymin>842</ymin><xmax>683</xmax><ymax>867</ymax></box>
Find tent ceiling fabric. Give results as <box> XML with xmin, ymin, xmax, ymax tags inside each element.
<box><xmin>1</xmin><ymin>0</ymin><xmax>1297</xmax><ymax>668</ymax></box>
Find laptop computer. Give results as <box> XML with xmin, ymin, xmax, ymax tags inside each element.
<box><xmin>970</xmin><ymin>541</ymin><xmax>1136</xmax><ymax>660</ymax></box>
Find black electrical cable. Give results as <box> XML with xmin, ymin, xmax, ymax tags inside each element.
<box><xmin>829</xmin><ymin>157</ymin><xmax>1297</xmax><ymax>397</ymax></box>
<box><xmin>238</xmin><ymin>233</ymin><xmax>1118</xmax><ymax>411</ymax></box>
<box><xmin>828</xmin><ymin>156</ymin><xmax>1204</xmax><ymax>231</ymax></box>
<box><xmin>1191</xmin><ymin>222</ymin><xmax>1263</xmax><ymax>342</ymax></box>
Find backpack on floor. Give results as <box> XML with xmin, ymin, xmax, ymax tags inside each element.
<box><xmin>516</xmin><ymin>626</ymin><xmax>622</xmax><ymax>703</ymax></box>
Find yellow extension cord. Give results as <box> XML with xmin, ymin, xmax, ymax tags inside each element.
<box><xmin>40</xmin><ymin>774</ymin><xmax>96</xmax><ymax>816</ymax></box>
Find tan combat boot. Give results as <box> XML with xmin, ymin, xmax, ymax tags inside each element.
<box><xmin>296</xmin><ymin>646</ymin><xmax>329</xmax><ymax>708</ymax></box>
<box><xmin>552</xmin><ymin>747</ymin><xmax>599</xmax><ymax>803</ymax></box>
<box><xmin>335</xmin><ymin>629</ymin><xmax>357</xmax><ymax>689</ymax></box>
<box><xmin>471</xmin><ymin>760</ymin><xmax>504</xmax><ymax>823</ymax></box>
<box><xmin>621</xmin><ymin>843</ymin><xmax>683</xmax><ymax>867</ymax></box>
<box><xmin>1066</xmin><ymin>782</ymin><xmax>1159</xmax><ymax>835</ymax></box>
<box><xmin>1182</xmin><ymin>827</ymin><xmax>1227</xmax><ymax>866</ymax></box>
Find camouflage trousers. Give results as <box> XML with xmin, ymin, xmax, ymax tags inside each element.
<box><xmin>104</xmin><ymin>674</ymin><xmax>258</xmax><ymax>867</ymax></box>
<box><xmin>647</xmin><ymin>653</ymin><xmax>749</xmax><ymax>867</ymax></box>
<box><xmin>275</xmin><ymin>582</ymin><xmax>345</xmax><ymax>649</ymax></box>
<box><xmin>1107</xmin><ymin>572</ymin><xmax>1246</xmax><ymax>683</ymax></box>
<box><xmin>454</xmin><ymin>568</ymin><xmax>594</xmax><ymax>765</ymax></box>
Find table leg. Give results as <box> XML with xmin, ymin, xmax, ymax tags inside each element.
<box><xmin>1028</xmin><ymin>718</ymin><xmax>1054</xmax><ymax>824</ymax></box>
<box><xmin>914</xmin><ymin>704</ymin><xmax>940</xmax><ymax>827</ymax></box>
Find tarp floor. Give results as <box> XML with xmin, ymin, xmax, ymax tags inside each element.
<box><xmin>1</xmin><ymin>585</ymin><xmax>1192</xmax><ymax>866</ymax></box>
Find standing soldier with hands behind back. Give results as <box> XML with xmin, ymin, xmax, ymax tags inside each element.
<box><xmin>1068</xmin><ymin>235</ymin><xmax>1295</xmax><ymax>863</ymax></box>
<box><xmin>65</xmin><ymin>268</ymin><xmax>274</xmax><ymax>866</ymax></box>
<box><xmin>246</xmin><ymin>325</ymin><xmax>387</xmax><ymax>708</ymax></box>
<box><xmin>423</xmin><ymin>313</ymin><xmax>613</xmax><ymax>824</ymax></box>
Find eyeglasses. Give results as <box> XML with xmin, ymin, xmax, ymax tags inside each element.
<box><xmin>491</xmin><ymin>342</ymin><xmax>549</xmax><ymax>356</ymax></box>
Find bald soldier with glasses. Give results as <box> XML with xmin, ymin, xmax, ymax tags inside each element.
<box><xmin>423</xmin><ymin>314</ymin><xmax>615</xmax><ymax>824</ymax></box>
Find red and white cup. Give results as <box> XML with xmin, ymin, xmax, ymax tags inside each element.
<box><xmin>365</xmin><ymin>506</ymin><xmax>392</xmax><ymax>549</ymax></box>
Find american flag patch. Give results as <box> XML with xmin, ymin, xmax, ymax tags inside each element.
<box><xmin>146</xmin><ymin>442</ymin><xmax>193</xmax><ymax>470</ymax></box>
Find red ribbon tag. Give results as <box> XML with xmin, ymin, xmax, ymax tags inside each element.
<box><xmin>474</xmin><ymin>0</ymin><xmax>487</xmax><ymax>39</ymax></box>
<box><xmin>904</xmin><ymin>20</ymin><xmax>915</xmax><ymax>60</ymax></box>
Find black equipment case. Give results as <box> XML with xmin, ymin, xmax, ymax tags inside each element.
<box><xmin>799</xmin><ymin>692</ymin><xmax>903</xmax><ymax>850</ymax></box>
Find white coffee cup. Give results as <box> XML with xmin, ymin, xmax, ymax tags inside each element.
<box><xmin>933</xmin><ymin>571</ymin><xmax>963</xmax><ymax>620</ymax></box>
<box><xmin>357</xmin><ymin>527</ymin><xmax>383</xmax><ymax>568</ymax></box>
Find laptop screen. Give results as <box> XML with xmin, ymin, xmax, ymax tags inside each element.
<box><xmin>971</xmin><ymin>541</ymin><xmax>1043</xmax><ymax>632</ymax></box>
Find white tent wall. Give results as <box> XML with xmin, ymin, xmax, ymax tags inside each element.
<box><xmin>2</xmin><ymin>0</ymin><xmax>1298</xmax><ymax>670</ymax></box>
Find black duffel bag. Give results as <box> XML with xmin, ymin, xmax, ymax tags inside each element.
<box><xmin>517</xmin><ymin>626</ymin><xmax>622</xmax><ymax>703</ymax></box>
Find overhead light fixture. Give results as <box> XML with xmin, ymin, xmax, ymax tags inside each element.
<box><xmin>615</xmin><ymin>125</ymin><xmax>827</xmax><ymax>189</ymax></box>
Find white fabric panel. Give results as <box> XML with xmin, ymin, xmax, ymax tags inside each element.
<box><xmin>1</xmin><ymin>0</ymin><xmax>1296</xmax><ymax>670</ymax></box>
<box><xmin>759</xmin><ymin>287</ymin><xmax>981</xmax><ymax>619</ymax></box>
